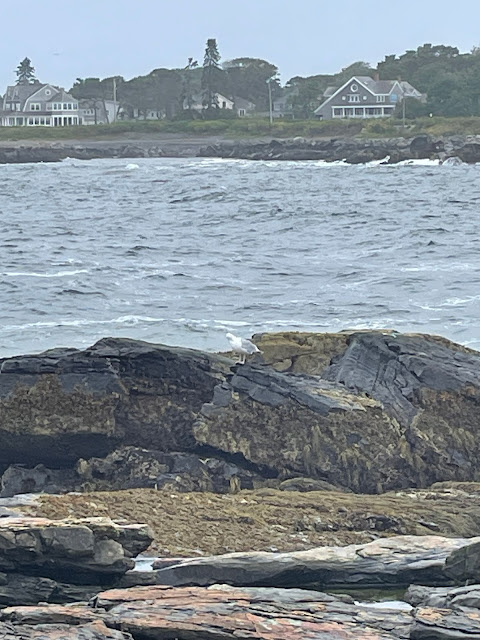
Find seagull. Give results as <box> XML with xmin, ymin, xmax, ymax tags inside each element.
<box><xmin>226</xmin><ymin>332</ymin><xmax>261</xmax><ymax>364</ymax></box>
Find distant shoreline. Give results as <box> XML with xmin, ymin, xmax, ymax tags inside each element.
<box><xmin>0</xmin><ymin>132</ymin><xmax>479</xmax><ymax>164</ymax></box>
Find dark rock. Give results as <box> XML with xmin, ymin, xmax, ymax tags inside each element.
<box><xmin>411</xmin><ymin>606</ymin><xmax>480</xmax><ymax>639</ymax></box>
<box><xmin>151</xmin><ymin>535</ymin><xmax>477</xmax><ymax>589</ymax></box>
<box><xmin>0</xmin><ymin>464</ymin><xmax>78</xmax><ymax>497</ymax></box>
<box><xmin>405</xmin><ymin>583</ymin><xmax>480</xmax><ymax>609</ymax></box>
<box><xmin>195</xmin><ymin>331</ymin><xmax>480</xmax><ymax>493</ymax></box>
<box><xmin>0</xmin><ymin>517</ymin><xmax>152</xmax><ymax>585</ymax></box>
<box><xmin>0</xmin><ymin>338</ymin><xmax>229</xmax><ymax>467</ymax></box>
<box><xmin>444</xmin><ymin>539</ymin><xmax>480</xmax><ymax>583</ymax></box>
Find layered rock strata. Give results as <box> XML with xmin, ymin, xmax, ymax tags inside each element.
<box><xmin>1</xmin><ymin>331</ymin><xmax>480</xmax><ymax>494</ymax></box>
<box><xmin>0</xmin><ymin>517</ymin><xmax>152</xmax><ymax>606</ymax></box>
<box><xmin>150</xmin><ymin>535</ymin><xmax>480</xmax><ymax>589</ymax></box>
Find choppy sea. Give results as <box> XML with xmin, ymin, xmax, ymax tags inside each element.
<box><xmin>1</xmin><ymin>156</ymin><xmax>479</xmax><ymax>357</ymax></box>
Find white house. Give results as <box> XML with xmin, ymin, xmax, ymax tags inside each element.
<box><xmin>184</xmin><ymin>93</ymin><xmax>234</xmax><ymax>111</ymax></box>
<box><xmin>0</xmin><ymin>82</ymin><xmax>81</xmax><ymax>126</ymax></box>
<box><xmin>79</xmin><ymin>99</ymin><xmax>119</xmax><ymax>125</ymax></box>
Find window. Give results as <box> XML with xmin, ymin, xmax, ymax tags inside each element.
<box><xmin>73</xmin><ymin>103</ymin><xmax>78</xmax><ymax>109</ymax></box>
<box><xmin>350</xmin><ymin>83</ymin><xmax>358</xmax><ymax>92</ymax></box>
<box><xmin>34</xmin><ymin>117</ymin><xmax>40</xmax><ymax>125</ymax></box>
<box><xmin>238</xmin><ymin>108</ymin><xmax>246</xmax><ymax>117</ymax></box>
<box><xmin>73</xmin><ymin>117</ymin><xmax>78</xmax><ymax>124</ymax></box>
<box><xmin>8</xmin><ymin>118</ymin><xmax>14</xmax><ymax>126</ymax></box>
<box><xmin>222</xmin><ymin>101</ymin><xmax>226</xmax><ymax>108</ymax></box>
<box><xmin>46</xmin><ymin>118</ymin><xmax>51</xmax><ymax>125</ymax></box>
<box><xmin>40</xmin><ymin>117</ymin><xmax>45</xmax><ymax>125</ymax></box>
<box><xmin>348</xmin><ymin>95</ymin><xmax>360</xmax><ymax>103</ymax></box>
<box><xmin>29</xmin><ymin>103</ymin><xmax>41</xmax><ymax>111</ymax></box>
<box><xmin>28</xmin><ymin>117</ymin><xmax>34</xmax><ymax>125</ymax></box>
<box><xmin>45</xmin><ymin>89</ymin><xmax>51</xmax><ymax>96</ymax></box>
<box><xmin>333</xmin><ymin>108</ymin><xmax>342</xmax><ymax>117</ymax></box>
<box><xmin>16</xmin><ymin>117</ymin><xmax>23</xmax><ymax>125</ymax></box>
<box><xmin>376</xmin><ymin>95</ymin><xmax>386</xmax><ymax>103</ymax></box>
<box><xmin>63</xmin><ymin>103</ymin><xmax>68</xmax><ymax>109</ymax></box>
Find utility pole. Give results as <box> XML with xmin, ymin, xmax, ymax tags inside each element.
<box><xmin>113</xmin><ymin>77</ymin><xmax>117</xmax><ymax>123</ymax></box>
<box><xmin>402</xmin><ymin>96</ymin><xmax>406</xmax><ymax>129</ymax></box>
<box><xmin>268</xmin><ymin>79</ymin><xmax>273</xmax><ymax>125</ymax></box>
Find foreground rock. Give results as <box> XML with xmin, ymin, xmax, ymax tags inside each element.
<box><xmin>0</xmin><ymin>338</ymin><xmax>229</xmax><ymax>468</ymax></box>
<box><xmin>150</xmin><ymin>535</ymin><xmax>480</xmax><ymax>589</ymax></box>
<box><xmin>2</xmin><ymin>331</ymin><xmax>480</xmax><ymax>494</ymax></box>
<box><xmin>0</xmin><ymin>142</ymin><xmax>166</xmax><ymax>164</ymax></box>
<box><xmin>197</xmin><ymin>331</ymin><xmax>480</xmax><ymax>492</ymax></box>
<box><xmin>0</xmin><ymin>516</ymin><xmax>152</xmax><ymax>606</ymax></box>
<box><xmin>4</xmin><ymin>584</ymin><xmax>480</xmax><ymax>640</ymax></box>
<box><xmin>0</xmin><ymin>585</ymin><xmax>414</xmax><ymax>639</ymax></box>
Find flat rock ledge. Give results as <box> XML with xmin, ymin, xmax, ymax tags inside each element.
<box><xmin>0</xmin><ymin>516</ymin><xmax>152</xmax><ymax>606</ymax></box>
<box><xmin>150</xmin><ymin>535</ymin><xmax>480</xmax><ymax>589</ymax></box>
<box><xmin>2</xmin><ymin>584</ymin><xmax>480</xmax><ymax>640</ymax></box>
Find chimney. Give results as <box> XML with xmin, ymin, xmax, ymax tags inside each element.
<box><xmin>374</xmin><ymin>72</ymin><xmax>380</xmax><ymax>82</ymax></box>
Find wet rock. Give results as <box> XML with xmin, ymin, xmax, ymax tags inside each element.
<box><xmin>0</xmin><ymin>338</ymin><xmax>229</xmax><ymax>467</ymax></box>
<box><xmin>0</xmin><ymin>517</ymin><xmax>152</xmax><ymax>585</ymax></box>
<box><xmin>406</xmin><ymin>583</ymin><xmax>480</xmax><ymax>610</ymax></box>
<box><xmin>444</xmin><ymin>538</ymin><xmax>480</xmax><ymax>583</ymax></box>
<box><xmin>196</xmin><ymin>331</ymin><xmax>480</xmax><ymax>493</ymax></box>
<box><xmin>411</xmin><ymin>606</ymin><xmax>480</xmax><ymax>639</ymax></box>
<box><xmin>0</xmin><ymin>447</ymin><xmax>262</xmax><ymax>496</ymax></box>
<box><xmin>151</xmin><ymin>535</ymin><xmax>477</xmax><ymax>589</ymax></box>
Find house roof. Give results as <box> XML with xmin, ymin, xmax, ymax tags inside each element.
<box><xmin>4</xmin><ymin>83</ymin><xmax>41</xmax><ymax>102</ymax></box>
<box><xmin>234</xmin><ymin>96</ymin><xmax>255</xmax><ymax>109</ymax></box>
<box><xmin>47</xmin><ymin>88</ymin><xmax>76</xmax><ymax>102</ymax></box>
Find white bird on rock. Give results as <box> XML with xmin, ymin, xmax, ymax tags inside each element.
<box><xmin>226</xmin><ymin>332</ymin><xmax>262</xmax><ymax>364</ymax></box>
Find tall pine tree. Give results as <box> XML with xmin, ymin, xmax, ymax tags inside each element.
<box><xmin>202</xmin><ymin>39</ymin><xmax>221</xmax><ymax>110</ymax></box>
<box><xmin>16</xmin><ymin>57</ymin><xmax>37</xmax><ymax>84</ymax></box>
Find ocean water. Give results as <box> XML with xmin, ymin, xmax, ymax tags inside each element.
<box><xmin>1</xmin><ymin>156</ymin><xmax>479</xmax><ymax>358</ymax></box>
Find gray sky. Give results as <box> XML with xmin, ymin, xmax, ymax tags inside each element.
<box><xmin>1</xmin><ymin>0</ymin><xmax>479</xmax><ymax>89</ymax></box>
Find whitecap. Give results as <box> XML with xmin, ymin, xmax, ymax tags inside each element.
<box><xmin>125</xmin><ymin>163</ymin><xmax>140</xmax><ymax>171</ymax></box>
<box><xmin>3</xmin><ymin>269</ymin><xmax>89</xmax><ymax>278</ymax></box>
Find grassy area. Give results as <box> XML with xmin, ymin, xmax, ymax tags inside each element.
<box><xmin>1</xmin><ymin>116</ymin><xmax>480</xmax><ymax>143</ymax></box>
<box><xmin>0</xmin><ymin>117</ymin><xmax>363</xmax><ymax>141</ymax></box>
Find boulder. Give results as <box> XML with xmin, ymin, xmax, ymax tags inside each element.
<box><xmin>406</xmin><ymin>583</ymin><xmax>480</xmax><ymax>610</ymax></box>
<box><xmin>0</xmin><ymin>338</ymin><xmax>229</xmax><ymax>467</ymax></box>
<box><xmin>196</xmin><ymin>331</ymin><xmax>480</xmax><ymax>493</ymax></box>
<box><xmin>444</xmin><ymin>539</ymin><xmax>480</xmax><ymax>583</ymax></box>
<box><xmin>151</xmin><ymin>535</ymin><xmax>478</xmax><ymax>589</ymax></box>
<box><xmin>0</xmin><ymin>517</ymin><xmax>152</xmax><ymax>585</ymax></box>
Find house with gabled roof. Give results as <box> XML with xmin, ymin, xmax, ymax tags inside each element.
<box><xmin>314</xmin><ymin>75</ymin><xmax>423</xmax><ymax>120</ymax></box>
<box><xmin>0</xmin><ymin>82</ymin><xmax>81</xmax><ymax>126</ymax></box>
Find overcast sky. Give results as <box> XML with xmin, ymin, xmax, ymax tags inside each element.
<box><xmin>1</xmin><ymin>0</ymin><xmax>479</xmax><ymax>89</ymax></box>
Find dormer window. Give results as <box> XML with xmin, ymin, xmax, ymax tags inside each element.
<box><xmin>376</xmin><ymin>95</ymin><xmax>386</xmax><ymax>103</ymax></box>
<box><xmin>29</xmin><ymin>103</ymin><xmax>41</xmax><ymax>111</ymax></box>
<box><xmin>350</xmin><ymin>83</ymin><xmax>358</xmax><ymax>92</ymax></box>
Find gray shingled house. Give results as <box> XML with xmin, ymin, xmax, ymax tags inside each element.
<box><xmin>0</xmin><ymin>82</ymin><xmax>81</xmax><ymax>126</ymax></box>
<box><xmin>314</xmin><ymin>75</ymin><xmax>423</xmax><ymax>120</ymax></box>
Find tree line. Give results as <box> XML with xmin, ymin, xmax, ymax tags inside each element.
<box><xmin>13</xmin><ymin>41</ymin><xmax>480</xmax><ymax>120</ymax></box>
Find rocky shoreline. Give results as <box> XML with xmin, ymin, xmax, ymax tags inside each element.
<box><xmin>199</xmin><ymin>133</ymin><xmax>480</xmax><ymax>163</ymax></box>
<box><xmin>1</xmin><ymin>133</ymin><xmax>480</xmax><ymax>164</ymax></box>
<box><xmin>1</xmin><ymin>329</ymin><xmax>480</xmax><ymax>637</ymax></box>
